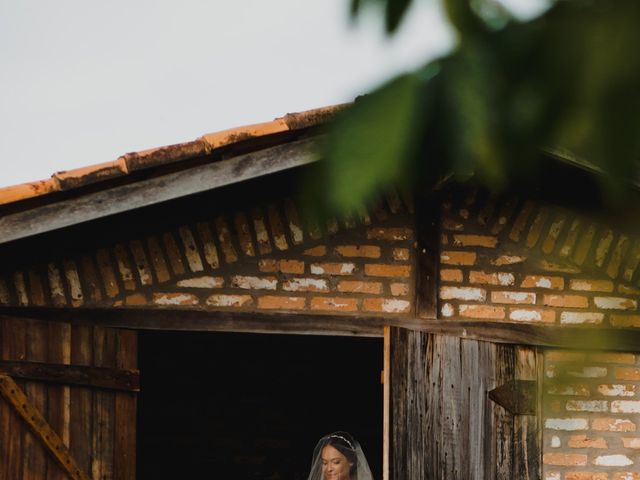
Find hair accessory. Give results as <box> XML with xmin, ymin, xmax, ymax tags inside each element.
<box><xmin>328</xmin><ymin>434</ymin><xmax>355</xmax><ymax>450</ymax></box>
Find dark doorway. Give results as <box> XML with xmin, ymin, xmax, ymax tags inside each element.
<box><xmin>137</xmin><ymin>331</ymin><xmax>383</xmax><ymax>479</ymax></box>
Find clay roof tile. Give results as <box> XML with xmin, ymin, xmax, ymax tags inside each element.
<box><xmin>0</xmin><ymin>178</ymin><xmax>61</xmax><ymax>206</ymax></box>
<box><xmin>53</xmin><ymin>158</ymin><xmax>129</xmax><ymax>191</ymax></box>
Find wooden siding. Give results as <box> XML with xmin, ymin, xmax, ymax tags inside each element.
<box><xmin>389</xmin><ymin>327</ymin><xmax>541</xmax><ymax>479</ymax></box>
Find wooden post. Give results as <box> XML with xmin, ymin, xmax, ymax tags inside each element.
<box><xmin>0</xmin><ymin>374</ymin><xmax>92</xmax><ymax>480</ymax></box>
<box><xmin>114</xmin><ymin>329</ymin><xmax>137</xmax><ymax>480</ymax></box>
<box><xmin>383</xmin><ymin>326</ymin><xmax>391</xmax><ymax>480</ymax></box>
<box><xmin>415</xmin><ymin>193</ymin><xmax>441</xmax><ymax>319</ymax></box>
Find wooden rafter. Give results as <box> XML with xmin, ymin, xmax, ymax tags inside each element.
<box><xmin>0</xmin><ymin>374</ymin><xmax>92</xmax><ymax>480</ymax></box>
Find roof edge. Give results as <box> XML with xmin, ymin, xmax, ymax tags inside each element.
<box><xmin>0</xmin><ymin>103</ymin><xmax>348</xmax><ymax>207</ymax></box>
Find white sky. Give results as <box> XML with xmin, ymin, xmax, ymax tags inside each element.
<box><xmin>0</xmin><ymin>0</ymin><xmax>547</xmax><ymax>188</ymax></box>
<box><xmin>0</xmin><ymin>1</ymin><xmax>451</xmax><ymax>188</ymax></box>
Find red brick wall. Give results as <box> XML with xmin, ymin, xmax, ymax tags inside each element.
<box><xmin>439</xmin><ymin>189</ymin><xmax>640</xmax><ymax>478</ymax></box>
<box><xmin>544</xmin><ymin>351</ymin><xmax>640</xmax><ymax>479</ymax></box>
<box><xmin>440</xmin><ymin>193</ymin><xmax>640</xmax><ymax>327</ymax></box>
<box><xmin>0</xmin><ymin>194</ymin><xmax>416</xmax><ymax>317</ymax></box>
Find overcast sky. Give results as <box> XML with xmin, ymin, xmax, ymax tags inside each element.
<box><xmin>0</xmin><ymin>1</ymin><xmax>547</xmax><ymax>188</ymax></box>
<box><xmin>0</xmin><ymin>1</ymin><xmax>454</xmax><ymax>188</ymax></box>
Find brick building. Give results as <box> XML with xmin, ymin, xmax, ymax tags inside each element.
<box><xmin>0</xmin><ymin>105</ymin><xmax>639</xmax><ymax>479</ymax></box>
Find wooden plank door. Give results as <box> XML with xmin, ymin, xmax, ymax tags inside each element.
<box><xmin>385</xmin><ymin>327</ymin><xmax>541</xmax><ymax>480</ymax></box>
<box><xmin>0</xmin><ymin>316</ymin><xmax>138</xmax><ymax>480</ymax></box>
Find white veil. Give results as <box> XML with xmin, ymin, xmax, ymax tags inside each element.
<box><xmin>306</xmin><ymin>431</ymin><xmax>373</xmax><ymax>480</ymax></box>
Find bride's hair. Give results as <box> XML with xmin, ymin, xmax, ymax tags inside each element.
<box><xmin>322</xmin><ymin>431</ymin><xmax>358</xmax><ymax>475</ymax></box>
<box><xmin>307</xmin><ymin>430</ymin><xmax>373</xmax><ymax>480</ymax></box>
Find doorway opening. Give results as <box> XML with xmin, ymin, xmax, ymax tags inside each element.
<box><xmin>137</xmin><ymin>331</ymin><xmax>383</xmax><ymax>479</ymax></box>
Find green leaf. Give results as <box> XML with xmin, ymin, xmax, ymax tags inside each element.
<box><xmin>385</xmin><ymin>0</ymin><xmax>413</xmax><ymax>33</ymax></box>
<box><xmin>328</xmin><ymin>0</ymin><xmax>640</xmax><ymax>212</ymax></box>
<box><xmin>321</xmin><ymin>73</ymin><xmax>425</xmax><ymax>213</ymax></box>
<box><xmin>350</xmin><ymin>0</ymin><xmax>361</xmax><ymax>18</ymax></box>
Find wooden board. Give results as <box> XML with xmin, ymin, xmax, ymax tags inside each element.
<box><xmin>388</xmin><ymin>327</ymin><xmax>541</xmax><ymax>479</ymax></box>
<box><xmin>69</xmin><ymin>325</ymin><xmax>93</xmax><ymax>476</ymax></box>
<box><xmin>46</xmin><ymin>321</ymin><xmax>71</xmax><ymax>480</ymax></box>
<box><xmin>382</xmin><ymin>327</ymin><xmax>391</xmax><ymax>480</ymax></box>
<box><xmin>23</xmin><ymin>318</ymin><xmax>48</xmax><ymax>480</ymax></box>
<box><xmin>514</xmin><ymin>347</ymin><xmax>542</xmax><ymax>479</ymax></box>
<box><xmin>1</xmin><ymin>315</ymin><xmax>26</xmax><ymax>479</ymax></box>
<box><xmin>0</xmin><ymin>359</ymin><xmax>139</xmax><ymax>391</ymax></box>
<box><xmin>92</xmin><ymin>326</ymin><xmax>117</xmax><ymax>480</ymax></box>
<box><xmin>0</xmin><ymin>317</ymin><xmax>9</xmax><ymax>479</ymax></box>
<box><xmin>114</xmin><ymin>329</ymin><xmax>137</xmax><ymax>480</ymax></box>
<box><xmin>5</xmin><ymin>308</ymin><xmax>640</xmax><ymax>352</ymax></box>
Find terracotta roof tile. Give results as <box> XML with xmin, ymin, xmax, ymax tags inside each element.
<box><xmin>121</xmin><ymin>139</ymin><xmax>208</xmax><ymax>172</ymax></box>
<box><xmin>0</xmin><ymin>178</ymin><xmax>60</xmax><ymax>205</ymax></box>
<box><xmin>0</xmin><ymin>104</ymin><xmax>348</xmax><ymax>208</ymax></box>
<box><xmin>281</xmin><ymin>105</ymin><xmax>343</xmax><ymax>130</ymax></box>
<box><xmin>53</xmin><ymin>158</ymin><xmax>129</xmax><ymax>191</ymax></box>
<box><xmin>200</xmin><ymin>119</ymin><xmax>290</xmax><ymax>151</ymax></box>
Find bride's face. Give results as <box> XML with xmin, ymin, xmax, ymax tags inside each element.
<box><xmin>321</xmin><ymin>444</ymin><xmax>352</xmax><ymax>480</ymax></box>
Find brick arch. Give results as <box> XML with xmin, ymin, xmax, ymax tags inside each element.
<box><xmin>439</xmin><ymin>187</ymin><xmax>640</xmax><ymax>327</ymax></box>
<box><xmin>0</xmin><ymin>191</ymin><xmax>416</xmax><ymax>317</ymax></box>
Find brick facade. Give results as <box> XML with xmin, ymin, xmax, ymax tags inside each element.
<box><xmin>0</xmin><ymin>192</ymin><xmax>416</xmax><ymax>317</ymax></box>
<box><xmin>440</xmin><ymin>188</ymin><xmax>640</xmax><ymax>479</ymax></box>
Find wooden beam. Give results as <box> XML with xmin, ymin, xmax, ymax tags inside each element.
<box><xmin>382</xmin><ymin>326</ymin><xmax>391</xmax><ymax>480</ymax></box>
<box><xmin>0</xmin><ymin>137</ymin><xmax>319</xmax><ymax>245</ymax></box>
<box><xmin>0</xmin><ymin>359</ymin><xmax>139</xmax><ymax>392</ymax></box>
<box><xmin>3</xmin><ymin>307</ymin><xmax>640</xmax><ymax>352</ymax></box>
<box><xmin>0</xmin><ymin>374</ymin><xmax>92</xmax><ymax>480</ymax></box>
<box><xmin>488</xmin><ymin>380</ymin><xmax>537</xmax><ymax>415</ymax></box>
<box><xmin>415</xmin><ymin>192</ymin><xmax>441</xmax><ymax>318</ymax></box>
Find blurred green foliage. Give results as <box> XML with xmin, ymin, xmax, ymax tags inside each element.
<box><xmin>319</xmin><ymin>0</ymin><xmax>640</xmax><ymax>214</ymax></box>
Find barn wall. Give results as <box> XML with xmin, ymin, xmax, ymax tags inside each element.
<box><xmin>439</xmin><ymin>189</ymin><xmax>640</xmax><ymax>479</ymax></box>
<box><xmin>4</xmin><ymin>178</ymin><xmax>640</xmax><ymax>478</ymax></box>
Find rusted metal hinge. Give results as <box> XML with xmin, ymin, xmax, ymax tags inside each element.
<box><xmin>488</xmin><ymin>379</ymin><xmax>537</xmax><ymax>415</ymax></box>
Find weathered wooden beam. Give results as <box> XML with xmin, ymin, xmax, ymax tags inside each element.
<box><xmin>0</xmin><ymin>137</ymin><xmax>319</xmax><ymax>245</ymax></box>
<box><xmin>0</xmin><ymin>359</ymin><xmax>139</xmax><ymax>392</ymax></box>
<box><xmin>3</xmin><ymin>307</ymin><xmax>640</xmax><ymax>352</ymax></box>
<box><xmin>0</xmin><ymin>374</ymin><xmax>92</xmax><ymax>480</ymax></box>
<box><xmin>382</xmin><ymin>326</ymin><xmax>391</xmax><ymax>480</ymax></box>
<box><xmin>415</xmin><ymin>192</ymin><xmax>441</xmax><ymax>318</ymax></box>
<box><xmin>489</xmin><ymin>380</ymin><xmax>537</xmax><ymax>415</ymax></box>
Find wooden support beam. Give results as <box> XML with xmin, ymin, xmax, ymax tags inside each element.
<box><xmin>415</xmin><ymin>193</ymin><xmax>441</xmax><ymax>318</ymax></box>
<box><xmin>489</xmin><ymin>380</ymin><xmax>537</xmax><ymax>415</ymax></box>
<box><xmin>0</xmin><ymin>374</ymin><xmax>92</xmax><ymax>480</ymax></box>
<box><xmin>382</xmin><ymin>326</ymin><xmax>391</xmax><ymax>480</ymax></box>
<box><xmin>3</xmin><ymin>307</ymin><xmax>640</xmax><ymax>352</ymax></box>
<box><xmin>0</xmin><ymin>359</ymin><xmax>139</xmax><ymax>392</ymax></box>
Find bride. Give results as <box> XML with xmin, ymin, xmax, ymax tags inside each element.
<box><xmin>306</xmin><ymin>431</ymin><xmax>373</xmax><ymax>480</ymax></box>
